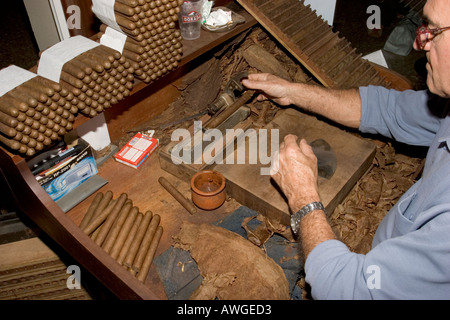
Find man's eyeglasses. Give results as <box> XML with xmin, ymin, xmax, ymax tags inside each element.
<box><xmin>416</xmin><ymin>22</ymin><xmax>450</xmax><ymax>50</ymax></box>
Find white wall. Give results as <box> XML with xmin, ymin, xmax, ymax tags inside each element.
<box><xmin>304</xmin><ymin>0</ymin><xmax>337</xmax><ymax>25</ymax></box>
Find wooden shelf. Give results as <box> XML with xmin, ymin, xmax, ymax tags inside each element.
<box><xmin>0</xmin><ymin>1</ymin><xmax>256</xmax><ymax>300</ymax></box>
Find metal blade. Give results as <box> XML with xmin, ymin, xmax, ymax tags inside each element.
<box><xmin>310</xmin><ymin>139</ymin><xmax>337</xmax><ymax>179</ymax></box>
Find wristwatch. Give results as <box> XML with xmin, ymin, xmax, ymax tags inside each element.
<box><xmin>290</xmin><ymin>201</ymin><xmax>325</xmax><ymax>236</ymax></box>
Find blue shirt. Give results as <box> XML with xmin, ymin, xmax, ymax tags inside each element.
<box><xmin>304</xmin><ymin>86</ymin><xmax>450</xmax><ymax>299</ymax></box>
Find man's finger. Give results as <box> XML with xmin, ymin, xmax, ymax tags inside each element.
<box><xmin>299</xmin><ymin>139</ymin><xmax>315</xmax><ymax>158</ymax></box>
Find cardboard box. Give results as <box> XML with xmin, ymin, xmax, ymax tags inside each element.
<box><xmin>114</xmin><ymin>133</ymin><xmax>159</xmax><ymax>169</ymax></box>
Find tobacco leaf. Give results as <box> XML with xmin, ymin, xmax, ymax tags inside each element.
<box><xmin>330</xmin><ymin>141</ymin><xmax>423</xmax><ymax>254</ymax></box>
<box><xmin>173</xmin><ymin>221</ymin><xmax>290</xmax><ymax>300</ymax></box>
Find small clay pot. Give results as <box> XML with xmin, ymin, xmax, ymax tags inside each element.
<box><xmin>190</xmin><ymin>170</ymin><xmax>226</xmax><ymax>210</ymax></box>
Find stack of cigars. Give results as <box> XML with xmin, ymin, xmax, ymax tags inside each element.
<box><xmin>79</xmin><ymin>190</ymin><xmax>163</xmax><ymax>283</ymax></box>
<box><xmin>0</xmin><ymin>74</ymin><xmax>78</xmax><ymax>157</ymax></box>
<box><xmin>52</xmin><ymin>44</ymin><xmax>135</xmax><ymax>118</ymax></box>
<box><xmin>96</xmin><ymin>0</ymin><xmax>184</xmax><ymax>83</ymax></box>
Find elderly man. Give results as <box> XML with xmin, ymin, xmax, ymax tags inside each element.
<box><xmin>242</xmin><ymin>0</ymin><xmax>450</xmax><ymax>299</ymax></box>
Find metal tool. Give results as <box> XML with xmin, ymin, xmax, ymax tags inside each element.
<box><xmin>310</xmin><ymin>138</ymin><xmax>337</xmax><ymax>180</ymax></box>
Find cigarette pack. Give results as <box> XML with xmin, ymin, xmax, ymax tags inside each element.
<box><xmin>114</xmin><ymin>133</ymin><xmax>159</xmax><ymax>169</ymax></box>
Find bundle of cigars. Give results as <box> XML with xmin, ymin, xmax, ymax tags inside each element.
<box><xmin>79</xmin><ymin>190</ymin><xmax>163</xmax><ymax>283</ymax></box>
<box><xmin>95</xmin><ymin>0</ymin><xmax>184</xmax><ymax>83</ymax></box>
<box><xmin>0</xmin><ymin>66</ymin><xmax>78</xmax><ymax>156</ymax></box>
<box><xmin>37</xmin><ymin>42</ymin><xmax>135</xmax><ymax>119</ymax></box>
<box><xmin>0</xmin><ymin>0</ymin><xmax>186</xmax><ymax>156</ymax></box>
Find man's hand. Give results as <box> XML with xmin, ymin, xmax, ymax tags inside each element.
<box><xmin>242</xmin><ymin>73</ymin><xmax>294</xmax><ymax>106</ymax></box>
<box><xmin>270</xmin><ymin>134</ymin><xmax>321</xmax><ymax>213</ymax></box>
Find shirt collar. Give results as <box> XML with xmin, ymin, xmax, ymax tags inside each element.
<box><xmin>438</xmin><ymin>136</ymin><xmax>450</xmax><ymax>152</ymax></box>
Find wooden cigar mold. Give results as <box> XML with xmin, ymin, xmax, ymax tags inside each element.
<box><xmin>238</xmin><ymin>0</ymin><xmax>393</xmax><ymax>89</ymax></box>
<box><xmin>82</xmin><ymin>191</ymin><xmax>163</xmax><ymax>283</ymax></box>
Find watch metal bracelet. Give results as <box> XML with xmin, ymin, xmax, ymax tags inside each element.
<box><xmin>290</xmin><ymin>201</ymin><xmax>325</xmax><ymax>235</ymax></box>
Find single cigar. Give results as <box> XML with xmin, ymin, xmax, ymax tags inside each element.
<box><xmin>78</xmin><ymin>54</ymin><xmax>105</xmax><ymax>74</ymax></box>
<box><xmin>116</xmin><ymin>0</ymin><xmax>139</xmax><ymax>8</ymax></box>
<box><xmin>0</xmin><ymin>99</ymin><xmax>21</xmax><ymax>117</ymax></box>
<box><xmin>22</xmin><ymin>79</ymin><xmax>55</xmax><ymax>98</ymax></box>
<box><xmin>0</xmin><ymin>122</ymin><xmax>17</xmax><ymax>138</ymax></box>
<box><xmin>102</xmin><ymin>201</ymin><xmax>133</xmax><ymax>253</ymax></box>
<box><xmin>136</xmin><ymin>226</ymin><xmax>163</xmax><ymax>282</ymax></box>
<box><xmin>95</xmin><ymin>193</ymin><xmax>130</xmax><ymax>247</ymax></box>
<box><xmin>87</xmin><ymin>190</ymin><xmax>113</xmax><ymax>223</ymax></box>
<box><xmin>0</xmin><ymin>134</ymin><xmax>21</xmax><ymax>151</ymax></box>
<box><xmin>62</xmin><ymin>60</ymin><xmax>86</xmax><ymax>80</ymax></box>
<box><xmin>132</xmin><ymin>214</ymin><xmax>160</xmax><ymax>272</ymax></box>
<box><xmin>97</xmin><ymin>45</ymin><xmax>122</xmax><ymax>61</ymax></box>
<box><xmin>123</xmin><ymin>210</ymin><xmax>152</xmax><ymax>268</ymax></box>
<box><xmin>82</xmin><ymin>199</ymin><xmax>117</xmax><ymax>235</ymax></box>
<box><xmin>84</xmin><ymin>49</ymin><xmax>113</xmax><ymax>68</ymax></box>
<box><xmin>109</xmin><ymin>206</ymin><xmax>138</xmax><ymax>260</ymax></box>
<box><xmin>116</xmin><ymin>212</ymin><xmax>143</xmax><ymax>265</ymax></box>
<box><xmin>5</xmin><ymin>90</ymin><xmax>38</xmax><ymax>108</ymax></box>
<box><xmin>114</xmin><ymin>1</ymin><xmax>136</xmax><ymax>16</ymax></box>
<box><xmin>0</xmin><ymin>111</ymin><xmax>19</xmax><ymax>128</ymax></box>
<box><xmin>158</xmin><ymin>177</ymin><xmax>197</xmax><ymax>214</ymax></box>
<box><xmin>115</xmin><ymin>14</ymin><xmax>138</xmax><ymax>31</ymax></box>
<box><xmin>60</xmin><ymin>71</ymin><xmax>84</xmax><ymax>89</ymax></box>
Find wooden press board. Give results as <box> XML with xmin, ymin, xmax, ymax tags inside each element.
<box><xmin>159</xmin><ymin>108</ymin><xmax>376</xmax><ymax>225</ymax></box>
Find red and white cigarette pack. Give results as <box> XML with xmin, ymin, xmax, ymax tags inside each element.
<box><xmin>114</xmin><ymin>133</ymin><xmax>159</xmax><ymax>169</ymax></box>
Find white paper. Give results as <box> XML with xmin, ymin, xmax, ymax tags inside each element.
<box><xmin>76</xmin><ymin>113</ymin><xmax>111</xmax><ymax>151</ymax></box>
<box><xmin>37</xmin><ymin>36</ymin><xmax>100</xmax><ymax>82</ymax></box>
<box><xmin>92</xmin><ymin>0</ymin><xmax>122</xmax><ymax>32</ymax></box>
<box><xmin>0</xmin><ymin>65</ymin><xmax>37</xmax><ymax>97</ymax></box>
<box><xmin>100</xmin><ymin>26</ymin><xmax>127</xmax><ymax>53</ymax></box>
<box><xmin>205</xmin><ymin>9</ymin><xmax>232</xmax><ymax>27</ymax></box>
<box><xmin>363</xmin><ymin>50</ymin><xmax>389</xmax><ymax>69</ymax></box>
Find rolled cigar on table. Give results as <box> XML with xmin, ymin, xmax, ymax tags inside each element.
<box><xmin>136</xmin><ymin>226</ymin><xmax>163</xmax><ymax>282</ymax></box>
<box><xmin>116</xmin><ymin>212</ymin><xmax>143</xmax><ymax>265</ymax></box>
<box><xmin>102</xmin><ymin>201</ymin><xmax>133</xmax><ymax>253</ymax></box>
<box><xmin>132</xmin><ymin>214</ymin><xmax>160</xmax><ymax>272</ymax></box>
<box><xmin>158</xmin><ymin>177</ymin><xmax>197</xmax><ymax>214</ymax></box>
<box><xmin>87</xmin><ymin>190</ymin><xmax>113</xmax><ymax>224</ymax></box>
<box><xmin>94</xmin><ymin>193</ymin><xmax>130</xmax><ymax>247</ymax></box>
<box><xmin>82</xmin><ymin>199</ymin><xmax>117</xmax><ymax>235</ymax></box>
<box><xmin>109</xmin><ymin>206</ymin><xmax>138</xmax><ymax>259</ymax></box>
<box><xmin>123</xmin><ymin>210</ymin><xmax>152</xmax><ymax>268</ymax></box>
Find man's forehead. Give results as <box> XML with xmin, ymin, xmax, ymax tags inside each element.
<box><xmin>423</xmin><ymin>0</ymin><xmax>450</xmax><ymax>26</ymax></box>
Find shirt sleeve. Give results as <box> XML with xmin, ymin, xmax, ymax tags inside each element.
<box><xmin>359</xmin><ymin>86</ymin><xmax>441</xmax><ymax>147</ymax></box>
<box><xmin>304</xmin><ymin>210</ymin><xmax>450</xmax><ymax>300</ymax></box>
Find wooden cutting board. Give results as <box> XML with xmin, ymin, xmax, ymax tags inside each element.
<box><xmin>214</xmin><ymin>108</ymin><xmax>376</xmax><ymax>225</ymax></box>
